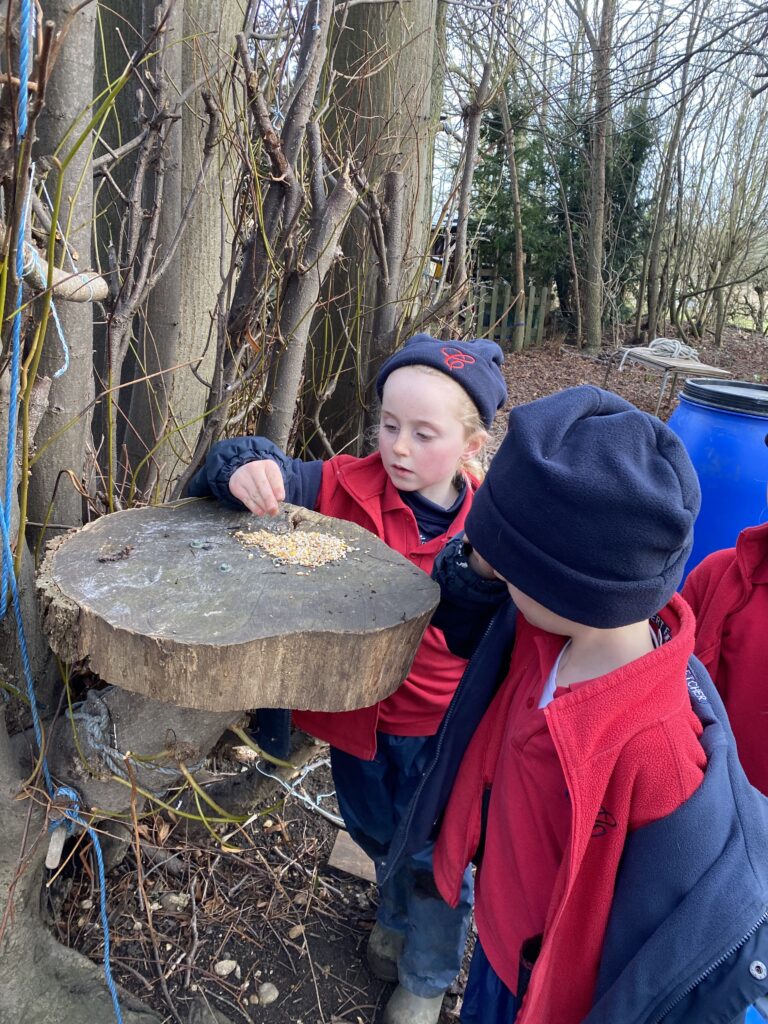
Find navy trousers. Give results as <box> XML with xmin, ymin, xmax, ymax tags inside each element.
<box><xmin>460</xmin><ymin>940</ymin><xmax>525</xmax><ymax>1024</ymax></box>
<box><xmin>331</xmin><ymin>733</ymin><xmax>474</xmax><ymax>998</ymax></box>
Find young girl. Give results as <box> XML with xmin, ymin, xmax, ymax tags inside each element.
<box><xmin>189</xmin><ymin>333</ymin><xmax>507</xmax><ymax>1024</ymax></box>
<box><xmin>682</xmin><ymin>515</ymin><xmax>768</xmax><ymax>795</ymax></box>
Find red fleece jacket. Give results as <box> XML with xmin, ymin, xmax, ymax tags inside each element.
<box><xmin>683</xmin><ymin>521</ymin><xmax>768</xmax><ymax>794</ymax></box>
<box><xmin>434</xmin><ymin>594</ymin><xmax>706</xmax><ymax>1024</ymax></box>
<box><xmin>293</xmin><ymin>452</ymin><xmax>473</xmax><ymax>759</ymax></box>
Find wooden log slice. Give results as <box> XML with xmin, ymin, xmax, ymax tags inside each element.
<box><xmin>37</xmin><ymin>500</ymin><xmax>439</xmax><ymax>712</ymax></box>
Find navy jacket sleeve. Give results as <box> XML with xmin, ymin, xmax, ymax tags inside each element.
<box><xmin>187</xmin><ymin>436</ymin><xmax>323</xmax><ymax>512</ymax></box>
<box><xmin>431</xmin><ymin>535</ymin><xmax>510</xmax><ymax>659</ymax></box>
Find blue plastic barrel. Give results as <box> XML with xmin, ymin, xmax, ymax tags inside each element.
<box><xmin>667</xmin><ymin>379</ymin><xmax>768</xmax><ymax>580</ymax></box>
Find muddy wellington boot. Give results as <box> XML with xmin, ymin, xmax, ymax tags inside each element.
<box><xmin>382</xmin><ymin>984</ymin><xmax>445</xmax><ymax>1024</ymax></box>
<box><xmin>366</xmin><ymin>921</ymin><xmax>404</xmax><ymax>982</ymax></box>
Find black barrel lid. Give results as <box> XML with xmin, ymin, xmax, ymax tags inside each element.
<box><xmin>681</xmin><ymin>378</ymin><xmax>768</xmax><ymax>416</ymax></box>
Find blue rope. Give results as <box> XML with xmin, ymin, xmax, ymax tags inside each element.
<box><xmin>48</xmin><ymin>295</ymin><xmax>70</xmax><ymax>379</ymax></box>
<box><xmin>15</xmin><ymin>0</ymin><xmax>30</xmax><ymax>137</ymax></box>
<box><xmin>4</xmin><ymin>3</ymin><xmax>122</xmax><ymax>1021</ymax></box>
<box><xmin>4</xmin><ymin>0</ymin><xmax>32</xmax><ymax>610</ymax></box>
<box><xmin>23</xmin><ymin>246</ymin><xmax>70</xmax><ymax>378</ymax></box>
<box><xmin>50</xmin><ymin>787</ymin><xmax>124</xmax><ymax>1023</ymax></box>
<box><xmin>0</xmin><ymin>520</ymin><xmax>124</xmax><ymax>1023</ymax></box>
<box><xmin>0</xmin><ymin>491</ymin><xmax>51</xmax><ymax>790</ymax></box>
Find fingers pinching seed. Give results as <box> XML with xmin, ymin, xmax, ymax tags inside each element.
<box><xmin>229</xmin><ymin>460</ymin><xmax>284</xmax><ymax>517</ymax></box>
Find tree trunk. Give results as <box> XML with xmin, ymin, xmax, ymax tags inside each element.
<box><xmin>91</xmin><ymin>0</ymin><xmax>143</xmax><ymax>502</ymax></box>
<box><xmin>123</xmin><ymin>0</ymin><xmax>240</xmax><ymax>501</ymax></box>
<box><xmin>713</xmin><ymin>285</ymin><xmax>726</xmax><ymax>346</ymax></box>
<box><xmin>583</xmin><ymin>0</ymin><xmax>616</xmax><ymax>354</ymax></box>
<box><xmin>27</xmin><ymin>0</ymin><xmax>97</xmax><ymax>542</ymax></box>
<box><xmin>499</xmin><ymin>99</ymin><xmax>526</xmax><ymax>353</ymax></box>
<box><xmin>257</xmin><ymin>172</ymin><xmax>358</xmax><ymax>449</ymax></box>
<box><xmin>0</xmin><ymin>714</ymin><xmax>164</xmax><ymax>1024</ymax></box>
<box><xmin>644</xmin><ymin>4</ymin><xmax>703</xmax><ymax>342</ymax></box>
<box><xmin>123</xmin><ymin>0</ymin><xmax>183</xmax><ymax>501</ymax></box>
<box><xmin>315</xmin><ymin>0</ymin><xmax>442</xmax><ymax>453</ymax></box>
<box><xmin>755</xmin><ymin>286</ymin><xmax>766</xmax><ymax>334</ymax></box>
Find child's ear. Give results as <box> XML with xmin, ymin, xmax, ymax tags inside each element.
<box><xmin>463</xmin><ymin>430</ymin><xmax>488</xmax><ymax>460</ymax></box>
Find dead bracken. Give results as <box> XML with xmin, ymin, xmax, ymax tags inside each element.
<box><xmin>234</xmin><ymin>528</ymin><xmax>349</xmax><ymax>567</ymax></box>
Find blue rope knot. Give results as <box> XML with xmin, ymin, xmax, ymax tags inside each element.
<box><xmin>49</xmin><ymin>784</ymin><xmax>82</xmax><ymax>835</ymax></box>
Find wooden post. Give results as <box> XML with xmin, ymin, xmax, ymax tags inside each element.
<box><xmin>476</xmin><ymin>283</ymin><xmax>487</xmax><ymax>337</ymax></box>
<box><xmin>490</xmin><ymin>281</ymin><xmax>500</xmax><ymax>341</ymax></box>
<box><xmin>501</xmin><ymin>282</ymin><xmax>512</xmax><ymax>347</ymax></box>
<box><xmin>524</xmin><ymin>281</ymin><xmax>536</xmax><ymax>347</ymax></box>
<box><xmin>512</xmin><ymin>287</ymin><xmax>525</xmax><ymax>353</ymax></box>
<box><xmin>536</xmin><ymin>286</ymin><xmax>551</xmax><ymax>346</ymax></box>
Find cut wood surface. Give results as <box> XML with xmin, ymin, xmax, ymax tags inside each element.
<box><xmin>37</xmin><ymin>499</ymin><xmax>439</xmax><ymax>712</ymax></box>
<box><xmin>328</xmin><ymin>830</ymin><xmax>377</xmax><ymax>883</ymax></box>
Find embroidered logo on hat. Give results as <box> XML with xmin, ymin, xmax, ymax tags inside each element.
<box><xmin>441</xmin><ymin>346</ymin><xmax>476</xmax><ymax>371</ymax></box>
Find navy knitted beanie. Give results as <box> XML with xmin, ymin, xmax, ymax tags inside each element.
<box><xmin>466</xmin><ymin>386</ymin><xmax>701</xmax><ymax>627</ymax></box>
<box><xmin>376</xmin><ymin>333</ymin><xmax>507</xmax><ymax>428</ymax></box>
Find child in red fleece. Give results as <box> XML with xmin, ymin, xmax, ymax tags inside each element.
<box><xmin>683</xmin><ymin>518</ymin><xmax>768</xmax><ymax>794</ymax></box>
<box><xmin>431</xmin><ymin>387</ymin><xmax>709</xmax><ymax>1024</ymax></box>
<box><xmin>189</xmin><ymin>334</ymin><xmax>507</xmax><ymax>1024</ymax></box>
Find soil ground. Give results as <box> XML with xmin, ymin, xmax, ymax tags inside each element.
<box><xmin>56</xmin><ymin>327</ymin><xmax>767</xmax><ymax>1024</ymax></box>
<box><xmin>55</xmin><ymin>752</ymin><xmax>469</xmax><ymax>1024</ymax></box>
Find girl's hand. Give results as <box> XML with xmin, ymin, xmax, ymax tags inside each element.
<box><xmin>229</xmin><ymin>460</ymin><xmax>285</xmax><ymax>516</ymax></box>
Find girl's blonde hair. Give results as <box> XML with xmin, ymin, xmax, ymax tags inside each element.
<box><xmin>376</xmin><ymin>364</ymin><xmax>490</xmax><ymax>482</ymax></box>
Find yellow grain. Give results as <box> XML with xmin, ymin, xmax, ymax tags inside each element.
<box><xmin>234</xmin><ymin>529</ymin><xmax>348</xmax><ymax>568</ymax></box>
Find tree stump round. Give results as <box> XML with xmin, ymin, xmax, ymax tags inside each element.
<box><xmin>37</xmin><ymin>500</ymin><xmax>439</xmax><ymax>712</ymax></box>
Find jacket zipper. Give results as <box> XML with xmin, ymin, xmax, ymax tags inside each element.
<box><xmin>651</xmin><ymin>906</ymin><xmax>768</xmax><ymax>1023</ymax></box>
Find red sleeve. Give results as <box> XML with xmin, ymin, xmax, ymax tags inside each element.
<box><xmin>682</xmin><ymin>548</ymin><xmax>736</xmax><ymax>618</ymax></box>
<box><xmin>681</xmin><ymin>564</ymin><xmax>707</xmax><ymax>616</ymax></box>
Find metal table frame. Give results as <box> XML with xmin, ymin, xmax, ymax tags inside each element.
<box><xmin>602</xmin><ymin>346</ymin><xmax>732</xmax><ymax>416</ymax></box>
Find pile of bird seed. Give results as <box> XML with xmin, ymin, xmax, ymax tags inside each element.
<box><xmin>234</xmin><ymin>528</ymin><xmax>349</xmax><ymax>567</ymax></box>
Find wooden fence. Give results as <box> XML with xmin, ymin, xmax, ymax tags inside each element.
<box><xmin>471</xmin><ymin>280</ymin><xmax>552</xmax><ymax>349</ymax></box>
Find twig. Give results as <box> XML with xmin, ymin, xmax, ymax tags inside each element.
<box><xmin>183</xmin><ymin>883</ymin><xmax>200</xmax><ymax>989</ymax></box>
<box><xmin>126</xmin><ymin>759</ymin><xmax>185</xmax><ymax>1024</ymax></box>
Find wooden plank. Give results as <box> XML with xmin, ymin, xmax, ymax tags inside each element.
<box><xmin>476</xmin><ymin>285</ymin><xmax>487</xmax><ymax>337</ymax></box>
<box><xmin>328</xmin><ymin>830</ymin><xmax>377</xmax><ymax>883</ymax></box>
<box><xmin>501</xmin><ymin>283</ymin><xmax>512</xmax><ymax>345</ymax></box>
<box><xmin>490</xmin><ymin>281</ymin><xmax>500</xmax><ymax>341</ymax></box>
<box><xmin>622</xmin><ymin>348</ymin><xmax>731</xmax><ymax>376</ymax></box>
<box><xmin>524</xmin><ymin>282</ymin><xmax>536</xmax><ymax>347</ymax></box>
<box><xmin>511</xmin><ymin>288</ymin><xmax>525</xmax><ymax>353</ymax></box>
<box><xmin>536</xmin><ymin>286</ymin><xmax>551</xmax><ymax>346</ymax></box>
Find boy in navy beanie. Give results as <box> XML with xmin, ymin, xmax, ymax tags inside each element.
<box><xmin>424</xmin><ymin>386</ymin><xmax>768</xmax><ymax>1023</ymax></box>
<box><xmin>467</xmin><ymin>384</ymin><xmax>700</xmax><ymax>625</ymax></box>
